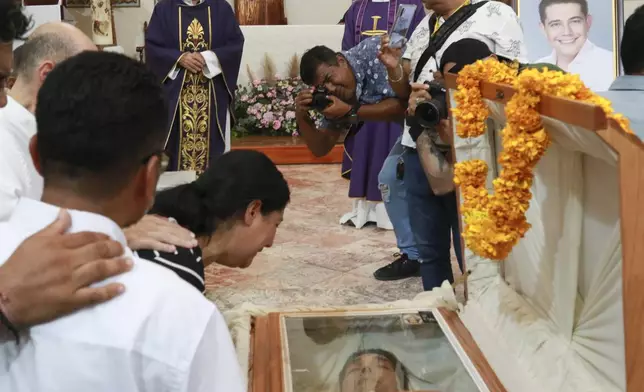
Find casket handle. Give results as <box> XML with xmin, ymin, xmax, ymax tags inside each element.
<box><xmin>495</xmin><ymin>89</ymin><xmax>505</xmax><ymax>100</ymax></box>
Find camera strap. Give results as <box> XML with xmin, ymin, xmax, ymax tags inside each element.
<box><xmin>412</xmin><ymin>1</ymin><xmax>488</xmax><ymax>83</ymax></box>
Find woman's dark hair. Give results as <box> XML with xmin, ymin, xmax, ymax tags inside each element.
<box><xmin>338</xmin><ymin>349</ymin><xmax>410</xmax><ymax>391</ymax></box>
<box><xmin>151</xmin><ymin>150</ymin><xmax>290</xmax><ymax>238</ymax></box>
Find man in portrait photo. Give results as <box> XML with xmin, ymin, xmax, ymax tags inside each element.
<box><xmin>536</xmin><ymin>0</ymin><xmax>614</xmax><ymax>91</ymax></box>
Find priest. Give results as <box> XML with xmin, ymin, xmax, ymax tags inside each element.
<box><xmin>339</xmin><ymin>0</ymin><xmax>425</xmax><ymax>230</ymax></box>
<box><xmin>145</xmin><ymin>0</ymin><xmax>244</xmax><ymax>175</ymax></box>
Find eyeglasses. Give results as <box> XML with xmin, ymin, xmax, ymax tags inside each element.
<box><xmin>142</xmin><ymin>151</ymin><xmax>170</xmax><ymax>174</ymax></box>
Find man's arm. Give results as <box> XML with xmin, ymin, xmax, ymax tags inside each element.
<box><xmin>296</xmin><ymin>90</ymin><xmax>407</xmax><ymax>156</ymax></box>
<box><xmin>206</xmin><ymin>0</ymin><xmax>244</xmax><ymax>94</ymax></box>
<box><xmin>183</xmin><ymin>310</ymin><xmax>245</xmax><ymax>392</ymax></box>
<box><xmin>356</xmin><ymin>98</ymin><xmax>406</xmax><ymax>122</ymax></box>
<box><xmin>387</xmin><ymin>59</ymin><xmax>413</xmax><ymax>99</ymax></box>
<box><xmin>295</xmin><ymin>112</ymin><xmax>343</xmax><ymax>157</ymax></box>
<box><xmin>0</xmin><ymin>210</ymin><xmax>131</xmax><ymax>330</ymax></box>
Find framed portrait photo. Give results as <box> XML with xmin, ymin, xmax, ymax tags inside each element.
<box><xmin>515</xmin><ymin>0</ymin><xmax>623</xmax><ymax>91</ymax></box>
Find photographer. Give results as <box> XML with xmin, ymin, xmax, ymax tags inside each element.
<box><xmin>295</xmin><ymin>37</ymin><xmax>407</xmax><ymax>158</ymax></box>
<box><xmin>372</xmin><ymin>0</ymin><xmax>527</xmax><ymax>290</ymax></box>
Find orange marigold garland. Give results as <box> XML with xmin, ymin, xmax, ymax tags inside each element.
<box><xmin>452</xmin><ymin>59</ymin><xmax>633</xmax><ymax>261</ymax></box>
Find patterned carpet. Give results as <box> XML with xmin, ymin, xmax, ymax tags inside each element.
<box><xmin>205</xmin><ymin>164</ymin><xmax>424</xmax><ymax>311</ymax></box>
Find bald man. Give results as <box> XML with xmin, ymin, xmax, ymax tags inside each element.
<box><xmin>0</xmin><ymin>22</ymin><xmax>198</xmax><ymax>249</ymax></box>
<box><xmin>0</xmin><ymin>23</ymin><xmax>97</xmax><ymax>222</ymax></box>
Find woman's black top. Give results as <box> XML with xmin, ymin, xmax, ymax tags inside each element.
<box><xmin>136</xmin><ymin>246</ymin><xmax>206</xmax><ymax>293</ymax></box>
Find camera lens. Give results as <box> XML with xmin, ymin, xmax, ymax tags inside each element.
<box><xmin>415</xmin><ymin>99</ymin><xmax>442</xmax><ymax>128</ymax></box>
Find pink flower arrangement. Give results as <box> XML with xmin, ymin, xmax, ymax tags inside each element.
<box><xmin>233</xmin><ymin>77</ymin><xmax>307</xmax><ymax>137</ymax></box>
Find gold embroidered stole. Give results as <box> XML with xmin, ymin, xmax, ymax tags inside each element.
<box><xmin>178</xmin><ymin>14</ymin><xmax>211</xmax><ymax>175</ymax></box>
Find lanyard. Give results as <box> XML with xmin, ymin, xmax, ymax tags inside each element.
<box><xmin>432</xmin><ymin>0</ymin><xmax>470</xmax><ymax>36</ymax></box>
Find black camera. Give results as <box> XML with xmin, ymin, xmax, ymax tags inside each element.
<box><xmin>309</xmin><ymin>86</ymin><xmax>332</xmax><ymax>111</ymax></box>
<box><xmin>412</xmin><ymin>80</ymin><xmax>448</xmax><ymax>128</ymax></box>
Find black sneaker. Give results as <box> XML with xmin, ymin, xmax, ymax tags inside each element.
<box><xmin>373</xmin><ymin>253</ymin><xmax>421</xmax><ymax>281</ymax></box>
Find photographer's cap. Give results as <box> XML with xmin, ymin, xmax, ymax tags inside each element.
<box><xmin>439</xmin><ymin>38</ymin><xmax>494</xmax><ymax>74</ymax></box>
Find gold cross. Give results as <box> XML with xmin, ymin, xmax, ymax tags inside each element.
<box><xmin>361</xmin><ymin>16</ymin><xmax>388</xmax><ymax>36</ymax></box>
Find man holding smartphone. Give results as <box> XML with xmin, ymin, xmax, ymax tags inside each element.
<box><xmin>336</xmin><ymin>0</ymin><xmax>425</xmax><ymax>232</ymax></box>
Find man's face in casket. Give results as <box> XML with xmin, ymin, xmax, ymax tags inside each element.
<box><xmin>340</xmin><ymin>353</ymin><xmax>400</xmax><ymax>392</ymax></box>
<box><xmin>311</xmin><ymin>55</ymin><xmax>357</xmax><ymax>103</ymax></box>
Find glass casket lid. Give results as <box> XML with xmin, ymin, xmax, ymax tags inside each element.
<box><xmin>250</xmin><ymin>308</ymin><xmax>505</xmax><ymax>392</ymax></box>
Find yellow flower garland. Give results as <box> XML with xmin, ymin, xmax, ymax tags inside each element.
<box><xmin>452</xmin><ymin>59</ymin><xmax>633</xmax><ymax>261</ymax></box>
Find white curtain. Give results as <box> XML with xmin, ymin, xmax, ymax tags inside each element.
<box><xmin>453</xmin><ymin>97</ymin><xmax>625</xmax><ymax>391</ymax></box>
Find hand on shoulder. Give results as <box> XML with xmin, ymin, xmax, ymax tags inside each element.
<box><xmin>0</xmin><ymin>210</ymin><xmax>132</xmax><ymax>329</ymax></box>
<box><xmin>124</xmin><ymin>214</ymin><xmax>198</xmax><ymax>253</ymax></box>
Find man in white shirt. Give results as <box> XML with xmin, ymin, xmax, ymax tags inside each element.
<box><xmin>0</xmin><ymin>0</ymin><xmax>136</xmax><ymax>340</ymax></box>
<box><xmin>536</xmin><ymin>0</ymin><xmax>614</xmax><ymax>91</ymax></box>
<box><xmin>0</xmin><ymin>51</ymin><xmax>244</xmax><ymax>391</ymax></box>
<box><xmin>374</xmin><ymin>0</ymin><xmax>527</xmax><ymax>287</ymax></box>
<box><xmin>0</xmin><ymin>22</ymin><xmax>199</xmax><ymax>253</ymax></box>
<box><xmin>0</xmin><ymin>23</ymin><xmax>96</xmax><ymax>222</ymax></box>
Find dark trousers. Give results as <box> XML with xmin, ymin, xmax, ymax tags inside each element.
<box><xmin>404</xmin><ymin>149</ymin><xmax>463</xmax><ymax>291</ymax></box>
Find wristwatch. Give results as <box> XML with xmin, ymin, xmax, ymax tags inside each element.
<box><xmin>346</xmin><ymin>103</ymin><xmax>361</xmax><ymax>126</ymax></box>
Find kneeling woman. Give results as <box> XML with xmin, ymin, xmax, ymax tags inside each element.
<box><xmin>137</xmin><ymin>150</ymin><xmax>291</xmax><ymax>292</ymax></box>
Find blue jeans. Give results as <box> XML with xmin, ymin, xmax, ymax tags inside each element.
<box><xmin>403</xmin><ymin>149</ymin><xmax>463</xmax><ymax>291</ymax></box>
<box><xmin>378</xmin><ymin>137</ymin><xmax>419</xmax><ymax>260</ymax></box>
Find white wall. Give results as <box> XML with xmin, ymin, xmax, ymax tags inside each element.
<box><xmin>238</xmin><ymin>25</ymin><xmax>343</xmax><ymax>85</ymax></box>
<box><xmin>624</xmin><ymin>0</ymin><xmax>644</xmax><ymax>18</ymax></box>
<box><xmin>283</xmin><ymin>0</ymin><xmax>350</xmax><ymax>25</ymax></box>
<box><xmin>65</xmin><ymin>0</ymin><xmax>349</xmax><ymax>58</ymax></box>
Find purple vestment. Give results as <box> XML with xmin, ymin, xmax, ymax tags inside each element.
<box><xmin>145</xmin><ymin>0</ymin><xmax>244</xmax><ymax>174</ymax></box>
<box><xmin>341</xmin><ymin>0</ymin><xmax>425</xmax><ymax>201</ymax></box>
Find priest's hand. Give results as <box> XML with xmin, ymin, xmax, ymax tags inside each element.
<box><xmin>295</xmin><ymin>89</ymin><xmax>313</xmax><ymax>117</ymax></box>
<box><xmin>321</xmin><ymin>96</ymin><xmax>352</xmax><ymax>120</ymax></box>
<box><xmin>179</xmin><ymin>53</ymin><xmax>204</xmax><ymax>73</ymax></box>
<box><xmin>124</xmin><ymin>215</ymin><xmax>198</xmax><ymax>253</ymax></box>
<box><xmin>0</xmin><ymin>210</ymin><xmax>132</xmax><ymax>329</ymax></box>
<box><xmin>378</xmin><ymin>34</ymin><xmax>403</xmax><ymax>71</ymax></box>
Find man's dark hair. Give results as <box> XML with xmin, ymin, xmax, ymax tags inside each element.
<box><xmin>440</xmin><ymin>38</ymin><xmax>493</xmax><ymax>74</ymax></box>
<box><xmin>0</xmin><ymin>0</ymin><xmax>31</xmax><ymax>43</ymax></box>
<box><xmin>35</xmin><ymin>51</ymin><xmax>168</xmax><ymax>198</ymax></box>
<box><xmin>300</xmin><ymin>45</ymin><xmax>338</xmax><ymax>85</ymax></box>
<box><xmin>150</xmin><ymin>150</ymin><xmax>290</xmax><ymax>239</ymax></box>
<box><xmin>14</xmin><ymin>33</ymin><xmax>80</xmax><ymax>79</ymax></box>
<box><xmin>538</xmin><ymin>0</ymin><xmax>588</xmax><ymax>23</ymax></box>
<box><xmin>621</xmin><ymin>5</ymin><xmax>644</xmax><ymax>75</ymax></box>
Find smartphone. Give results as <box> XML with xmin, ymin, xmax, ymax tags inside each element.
<box><xmin>389</xmin><ymin>4</ymin><xmax>417</xmax><ymax>49</ymax></box>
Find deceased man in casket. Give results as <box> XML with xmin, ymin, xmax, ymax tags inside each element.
<box><xmin>288</xmin><ymin>314</ymin><xmax>478</xmax><ymax>392</ymax></box>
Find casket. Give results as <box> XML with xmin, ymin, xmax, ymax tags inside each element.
<box><xmin>444</xmin><ymin>72</ymin><xmax>643</xmax><ymax>392</ymax></box>
<box><xmin>230</xmin><ymin>73</ymin><xmax>643</xmax><ymax>392</ymax></box>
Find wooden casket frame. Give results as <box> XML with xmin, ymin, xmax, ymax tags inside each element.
<box><xmin>250</xmin><ymin>307</ymin><xmax>505</xmax><ymax>392</ymax></box>
<box><xmin>248</xmin><ymin>75</ymin><xmax>644</xmax><ymax>392</ymax></box>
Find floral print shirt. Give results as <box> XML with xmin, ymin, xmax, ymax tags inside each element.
<box><xmin>321</xmin><ymin>36</ymin><xmax>397</xmax><ymax>130</ymax></box>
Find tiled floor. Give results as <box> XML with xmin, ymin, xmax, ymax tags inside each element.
<box><xmin>205</xmin><ymin>164</ymin><xmax>424</xmax><ymax>311</ymax></box>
